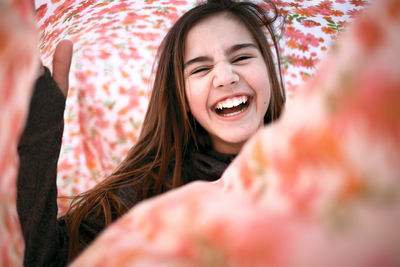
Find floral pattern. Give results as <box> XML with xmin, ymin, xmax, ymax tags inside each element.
<box><xmin>72</xmin><ymin>0</ymin><xmax>400</xmax><ymax>265</ymax></box>
<box><xmin>0</xmin><ymin>1</ymin><xmax>37</xmax><ymax>266</ymax></box>
<box><xmin>33</xmin><ymin>0</ymin><xmax>369</xmax><ymax>215</ymax></box>
<box><xmin>277</xmin><ymin>0</ymin><xmax>370</xmax><ymax>97</ymax></box>
<box><xmin>0</xmin><ymin>0</ymin><xmax>375</xmax><ymax>266</ymax></box>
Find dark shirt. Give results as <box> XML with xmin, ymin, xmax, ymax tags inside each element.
<box><xmin>17</xmin><ymin>68</ymin><xmax>235</xmax><ymax>267</ymax></box>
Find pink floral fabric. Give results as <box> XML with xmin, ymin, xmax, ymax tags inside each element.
<box><xmin>33</xmin><ymin>0</ymin><xmax>369</xmax><ymax>215</ymax></box>
<box><xmin>0</xmin><ymin>1</ymin><xmax>37</xmax><ymax>266</ymax></box>
<box><xmin>277</xmin><ymin>0</ymin><xmax>369</xmax><ymax>97</ymax></box>
<box><xmin>72</xmin><ymin>0</ymin><xmax>400</xmax><ymax>265</ymax></box>
<box><xmin>0</xmin><ymin>0</ymin><xmax>394</xmax><ymax>266</ymax></box>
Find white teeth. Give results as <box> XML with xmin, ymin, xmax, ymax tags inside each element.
<box><xmin>222</xmin><ymin>110</ymin><xmax>244</xmax><ymax>117</ymax></box>
<box><xmin>216</xmin><ymin>96</ymin><xmax>248</xmax><ymax>110</ymax></box>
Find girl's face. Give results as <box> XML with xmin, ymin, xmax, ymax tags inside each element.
<box><xmin>184</xmin><ymin>13</ymin><xmax>271</xmax><ymax>154</ymax></box>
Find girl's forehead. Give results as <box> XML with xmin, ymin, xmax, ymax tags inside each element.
<box><xmin>188</xmin><ymin>13</ymin><xmax>248</xmax><ymax>36</ymax></box>
<box><xmin>184</xmin><ymin>13</ymin><xmax>255</xmax><ymax>55</ymax></box>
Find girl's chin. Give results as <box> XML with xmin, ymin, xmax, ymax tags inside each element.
<box><xmin>211</xmin><ymin>132</ymin><xmax>255</xmax><ymax>154</ymax></box>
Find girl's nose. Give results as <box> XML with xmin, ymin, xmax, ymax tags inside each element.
<box><xmin>212</xmin><ymin>63</ymin><xmax>239</xmax><ymax>88</ymax></box>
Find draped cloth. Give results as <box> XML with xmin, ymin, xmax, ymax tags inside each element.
<box><xmin>3</xmin><ymin>0</ymin><xmax>400</xmax><ymax>266</ymax></box>
<box><xmin>0</xmin><ymin>1</ymin><xmax>37</xmax><ymax>266</ymax></box>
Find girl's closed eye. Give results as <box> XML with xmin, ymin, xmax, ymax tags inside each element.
<box><xmin>191</xmin><ymin>66</ymin><xmax>211</xmax><ymax>75</ymax></box>
<box><xmin>232</xmin><ymin>55</ymin><xmax>253</xmax><ymax>63</ymax></box>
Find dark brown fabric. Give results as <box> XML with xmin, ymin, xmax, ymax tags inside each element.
<box><xmin>17</xmin><ymin>67</ymin><xmax>68</xmax><ymax>267</ymax></box>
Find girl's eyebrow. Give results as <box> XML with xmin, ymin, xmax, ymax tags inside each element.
<box><xmin>184</xmin><ymin>43</ymin><xmax>258</xmax><ymax>68</ymax></box>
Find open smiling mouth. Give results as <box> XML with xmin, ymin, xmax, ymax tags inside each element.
<box><xmin>214</xmin><ymin>95</ymin><xmax>250</xmax><ymax>117</ymax></box>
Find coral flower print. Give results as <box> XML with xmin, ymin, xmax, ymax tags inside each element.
<box><xmin>351</xmin><ymin>0</ymin><xmax>368</xmax><ymax>7</ymax></box>
<box><xmin>0</xmin><ymin>0</ymin><xmax>392</xmax><ymax>266</ymax></box>
<box><xmin>279</xmin><ymin>0</ymin><xmax>369</xmax><ymax>96</ymax></box>
<box><xmin>35</xmin><ymin>3</ymin><xmax>47</xmax><ymax>21</ymax></box>
<box><xmin>321</xmin><ymin>26</ymin><xmax>337</xmax><ymax>34</ymax></box>
<box><xmin>0</xmin><ymin>2</ymin><xmax>37</xmax><ymax>266</ymax></box>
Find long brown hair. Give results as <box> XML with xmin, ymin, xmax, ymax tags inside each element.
<box><xmin>65</xmin><ymin>0</ymin><xmax>285</xmax><ymax>261</ymax></box>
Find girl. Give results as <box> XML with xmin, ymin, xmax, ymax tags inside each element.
<box><xmin>17</xmin><ymin>0</ymin><xmax>285</xmax><ymax>265</ymax></box>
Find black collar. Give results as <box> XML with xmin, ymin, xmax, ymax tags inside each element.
<box><xmin>182</xmin><ymin>149</ymin><xmax>236</xmax><ymax>183</ymax></box>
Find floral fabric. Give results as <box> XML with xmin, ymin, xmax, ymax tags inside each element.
<box><xmin>72</xmin><ymin>0</ymin><xmax>400</xmax><ymax>265</ymax></box>
<box><xmin>0</xmin><ymin>1</ymin><xmax>37</xmax><ymax>266</ymax></box>
<box><xmin>278</xmin><ymin>0</ymin><xmax>369</xmax><ymax>97</ymax></box>
<box><xmin>33</xmin><ymin>0</ymin><xmax>369</xmax><ymax>215</ymax></box>
<box><xmin>1</xmin><ymin>0</ymin><xmax>395</xmax><ymax>266</ymax></box>
<box><xmin>0</xmin><ymin>0</ymin><xmax>376</xmax><ymax>266</ymax></box>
